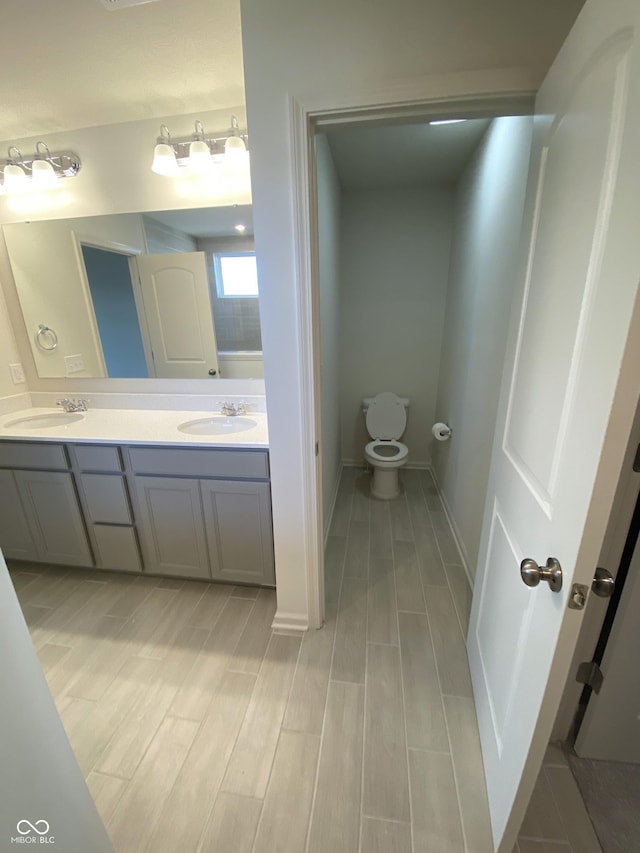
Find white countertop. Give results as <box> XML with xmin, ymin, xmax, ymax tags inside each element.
<box><xmin>0</xmin><ymin>407</ymin><xmax>269</xmax><ymax>449</ymax></box>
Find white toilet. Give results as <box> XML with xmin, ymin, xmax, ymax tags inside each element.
<box><xmin>363</xmin><ymin>392</ymin><xmax>409</xmax><ymax>500</ymax></box>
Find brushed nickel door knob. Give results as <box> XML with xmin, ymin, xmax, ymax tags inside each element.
<box><xmin>520</xmin><ymin>557</ymin><xmax>563</xmax><ymax>592</ymax></box>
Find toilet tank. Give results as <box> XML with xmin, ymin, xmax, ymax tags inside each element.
<box><xmin>362</xmin><ymin>395</ymin><xmax>410</xmax><ymax>413</ymax></box>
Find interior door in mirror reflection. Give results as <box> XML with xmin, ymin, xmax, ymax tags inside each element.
<box><xmin>135</xmin><ymin>251</ymin><xmax>220</xmax><ymax>379</ymax></box>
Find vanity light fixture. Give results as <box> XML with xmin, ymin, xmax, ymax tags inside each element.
<box><xmin>150</xmin><ymin>115</ymin><xmax>250</xmax><ymax>177</ymax></box>
<box><xmin>188</xmin><ymin>121</ymin><xmax>213</xmax><ymax>174</ymax></box>
<box><xmin>224</xmin><ymin>115</ymin><xmax>248</xmax><ymax>169</ymax></box>
<box><xmin>151</xmin><ymin>125</ymin><xmax>179</xmax><ymax>176</ymax></box>
<box><xmin>0</xmin><ymin>142</ymin><xmax>81</xmax><ymax>194</ymax></box>
<box><xmin>2</xmin><ymin>148</ymin><xmax>29</xmax><ymax>192</ymax></box>
<box><xmin>31</xmin><ymin>142</ymin><xmax>59</xmax><ymax>188</ymax></box>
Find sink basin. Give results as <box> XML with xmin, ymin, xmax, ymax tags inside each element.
<box><xmin>4</xmin><ymin>412</ymin><xmax>85</xmax><ymax>429</ymax></box>
<box><xmin>178</xmin><ymin>416</ymin><xmax>257</xmax><ymax>436</ymax></box>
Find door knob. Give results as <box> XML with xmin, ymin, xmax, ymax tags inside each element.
<box><xmin>592</xmin><ymin>567</ymin><xmax>615</xmax><ymax>598</ymax></box>
<box><xmin>520</xmin><ymin>557</ymin><xmax>563</xmax><ymax>592</ymax></box>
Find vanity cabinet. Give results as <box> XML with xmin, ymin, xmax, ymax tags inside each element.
<box><xmin>71</xmin><ymin>445</ymin><xmax>142</xmax><ymax>574</ymax></box>
<box><xmin>0</xmin><ymin>470</ymin><xmax>39</xmax><ymax>561</ymax></box>
<box><xmin>0</xmin><ymin>438</ymin><xmax>274</xmax><ymax>587</ymax></box>
<box><xmin>129</xmin><ymin>446</ymin><xmax>275</xmax><ymax>585</ymax></box>
<box><xmin>0</xmin><ymin>443</ymin><xmax>92</xmax><ymax>566</ymax></box>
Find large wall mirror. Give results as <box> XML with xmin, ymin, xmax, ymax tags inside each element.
<box><xmin>3</xmin><ymin>204</ymin><xmax>263</xmax><ymax>380</ymax></box>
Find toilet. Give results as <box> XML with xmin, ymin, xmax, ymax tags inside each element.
<box><xmin>363</xmin><ymin>392</ymin><xmax>409</xmax><ymax>500</ymax></box>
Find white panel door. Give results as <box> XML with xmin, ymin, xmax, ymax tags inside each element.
<box><xmin>136</xmin><ymin>252</ymin><xmax>219</xmax><ymax>379</ymax></box>
<box><xmin>467</xmin><ymin>1</ymin><xmax>640</xmax><ymax>850</ymax></box>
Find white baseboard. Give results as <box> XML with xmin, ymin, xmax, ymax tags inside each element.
<box><xmin>429</xmin><ymin>465</ymin><xmax>474</xmax><ymax>590</ymax></box>
<box><xmin>271</xmin><ymin>610</ymin><xmax>309</xmax><ymax>633</ymax></box>
<box><xmin>324</xmin><ymin>462</ymin><xmax>343</xmax><ymax>546</ymax></box>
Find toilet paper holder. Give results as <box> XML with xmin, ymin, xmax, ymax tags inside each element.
<box><xmin>432</xmin><ymin>422</ymin><xmax>452</xmax><ymax>441</ymax></box>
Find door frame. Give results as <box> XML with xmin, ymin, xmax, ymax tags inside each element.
<box><xmin>71</xmin><ymin>232</ymin><xmax>153</xmax><ymax>377</ymax></box>
<box><xmin>288</xmin><ymin>76</ymin><xmax>535</xmax><ymax>630</ymax></box>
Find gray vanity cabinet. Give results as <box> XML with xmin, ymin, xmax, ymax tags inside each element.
<box><xmin>129</xmin><ymin>446</ymin><xmax>275</xmax><ymax>585</ymax></box>
<box><xmin>0</xmin><ymin>441</ymin><xmax>92</xmax><ymax>566</ymax></box>
<box><xmin>13</xmin><ymin>470</ymin><xmax>93</xmax><ymax>566</ymax></box>
<box><xmin>0</xmin><ymin>470</ymin><xmax>39</xmax><ymax>561</ymax></box>
<box><xmin>200</xmin><ymin>479</ymin><xmax>274</xmax><ymax>584</ymax></box>
<box><xmin>133</xmin><ymin>476</ymin><xmax>211</xmax><ymax>579</ymax></box>
<box><xmin>0</xmin><ymin>439</ymin><xmax>274</xmax><ymax>587</ymax></box>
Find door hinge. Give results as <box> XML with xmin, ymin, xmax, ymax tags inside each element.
<box><xmin>633</xmin><ymin>442</ymin><xmax>640</xmax><ymax>472</ymax></box>
<box><xmin>315</xmin><ymin>442</ymin><xmax>319</xmax><ymax>457</ymax></box>
<box><xmin>576</xmin><ymin>660</ymin><xmax>604</xmax><ymax>694</ymax></box>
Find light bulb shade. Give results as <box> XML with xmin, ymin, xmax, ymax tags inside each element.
<box><xmin>152</xmin><ymin>142</ymin><xmax>179</xmax><ymax>176</ymax></box>
<box><xmin>224</xmin><ymin>135</ymin><xmax>248</xmax><ymax>170</ymax></box>
<box><xmin>31</xmin><ymin>158</ymin><xmax>59</xmax><ymax>188</ymax></box>
<box><xmin>188</xmin><ymin>139</ymin><xmax>213</xmax><ymax>173</ymax></box>
<box><xmin>3</xmin><ymin>162</ymin><xmax>29</xmax><ymax>191</ymax></box>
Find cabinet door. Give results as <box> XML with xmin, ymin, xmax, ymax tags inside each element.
<box><xmin>14</xmin><ymin>470</ymin><xmax>93</xmax><ymax>567</ymax></box>
<box><xmin>134</xmin><ymin>476</ymin><xmax>210</xmax><ymax>579</ymax></box>
<box><xmin>0</xmin><ymin>470</ymin><xmax>38</xmax><ymax>561</ymax></box>
<box><xmin>201</xmin><ymin>479</ymin><xmax>275</xmax><ymax>585</ymax></box>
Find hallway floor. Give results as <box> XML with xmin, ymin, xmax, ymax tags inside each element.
<box><xmin>9</xmin><ymin>465</ymin><xmax>493</xmax><ymax>853</ymax></box>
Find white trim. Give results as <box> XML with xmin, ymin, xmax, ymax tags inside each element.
<box><xmin>271</xmin><ymin>610</ymin><xmax>309</xmax><ymax>633</ymax></box>
<box><xmin>324</xmin><ymin>462</ymin><xmax>343</xmax><ymax>546</ymax></box>
<box><xmin>289</xmin><ymin>94</ymin><xmax>324</xmax><ymax>630</ymax></box>
<box><xmin>430</xmin><ymin>464</ymin><xmax>474</xmax><ymax>588</ymax></box>
<box><xmin>288</xmin><ymin>75</ymin><xmax>536</xmax><ymax>635</ymax></box>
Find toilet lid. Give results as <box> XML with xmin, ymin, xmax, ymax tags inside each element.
<box><xmin>366</xmin><ymin>392</ymin><xmax>406</xmax><ymax>439</ymax></box>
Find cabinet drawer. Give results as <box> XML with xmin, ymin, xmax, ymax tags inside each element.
<box><xmin>0</xmin><ymin>441</ymin><xmax>68</xmax><ymax>470</ymax></box>
<box><xmin>93</xmin><ymin>525</ymin><xmax>141</xmax><ymax>573</ymax></box>
<box><xmin>74</xmin><ymin>444</ymin><xmax>122</xmax><ymax>472</ymax></box>
<box><xmin>128</xmin><ymin>446</ymin><xmax>269</xmax><ymax>479</ymax></box>
<box><xmin>80</xmin><ymin>474</ymin><xmax>132</xmax><ymax>524</ymax></box>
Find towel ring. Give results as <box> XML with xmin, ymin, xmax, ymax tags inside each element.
<box><xmin>36</xmin><ymin>324</ymin><xmax>58</xmax><ymax>351</ymax></box>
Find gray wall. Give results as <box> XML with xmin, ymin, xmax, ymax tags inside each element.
<box><xmin>316</xmin><ymin>134</ymin><xmax>343</xmax><ymax>536</ymax></box>
<box><xmin>432</xmin><ymin>116</ymin><xmax>533</xmax><ymax>577</ymax></box>
<box><xmin>0</xmin><ymin>551</ymin><xmax>114</xmax><ymax>852</ymax></box>
<box><xmin>339</xmin><ymin>185</ymin><xmax>454</xmax><ymax>467</ymax></box>
<box><xmin>197</xmin><ymin>236</ymin><xmax>262</xmax><ymax>353</ymax></box>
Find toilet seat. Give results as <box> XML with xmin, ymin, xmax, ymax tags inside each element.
<box><xmin>365</xmin><ymin>439</ymin><xmax>408</xmax><ymax>466</ymax></box>
<box><xmin>365</xmin><ymin>392</ymin><xmax>407</xmax><ymax>440</ymax></box>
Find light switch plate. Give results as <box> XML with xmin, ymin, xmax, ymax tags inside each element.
<box><xmin>64</xmin><ymin>354</ymin><xmax>85</xmax><ymax>374</ymax></box>
<box><xmin>9</xmin><ymin>363</ymin><xmax>26</xmax><ymax>384</ymax></box>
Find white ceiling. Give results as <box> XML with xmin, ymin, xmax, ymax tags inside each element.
<box><xmin>325</xmin><ymin>119</ymin><xmax>493</xmax><ymax>190</ymax></box>
<box><xmin>0</xmin><ymin>0</ymin><xmax>245</xmax><ymax>140</ymax></box>
<box><xmin>145</xmin><ymin>204</ymin><xmax>253</xmax><ymax>237</ymax></box>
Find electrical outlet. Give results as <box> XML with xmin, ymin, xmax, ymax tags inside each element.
<box><xmin>9</xmin><ymin>363</ymin><xmax>26</xmax><ymax>384</ymax></box>
<box><xmin>64</xmin><ymin>354</ymin><xmax>85</xmax><ymax>374</ymax></box>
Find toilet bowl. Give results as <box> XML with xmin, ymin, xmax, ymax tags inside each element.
<box><xmin>363</xmin><ymin>392</ymin><xmax>409</xmax><ymax>500</ymax></box>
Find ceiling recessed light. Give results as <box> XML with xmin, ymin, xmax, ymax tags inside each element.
<box><xmin>234</xmin><ymin>224</ymin><xmax>246</xmax><ymax>233</ymax></box>
<box><xmin>429</xmin><ymin>119</ymin><xmax>468</xmax><ymax>126</ymax></box>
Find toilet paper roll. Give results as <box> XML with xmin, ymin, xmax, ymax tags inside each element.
<box><xmin>432</xmin><ymin>422</ymin><xmax>452</xmax><ymax>441</ymax></box>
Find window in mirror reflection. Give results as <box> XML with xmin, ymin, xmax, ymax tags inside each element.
<box><xmin>215</xmin><ymin>253</ymin><xmax>259</xmax><ymax>298</ymax></box>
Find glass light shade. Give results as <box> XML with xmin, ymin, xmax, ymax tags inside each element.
<box><xmin>3</xmin><ymin>162</ymin><xmax>29</xmax><ymax>191</ymax></box>
<box><xmin>151</xmin><ymin>142</ymin><xmax>179</xmax><ymax>176</ymax></box>
<box><xmin>188</xmin><ymin>139</ymin><xmax>213</xmax><ymax>173</ymax></box>
<box><xmin>224</xmin><ymin>135</ymin><xmax>248</xmax><ymax>169</ymax></box>
<box><xmin>31</xmin><ymin>158</ymin><xmax>59</xmax><ymax>188</ymax></box>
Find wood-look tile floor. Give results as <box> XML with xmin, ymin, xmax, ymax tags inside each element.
<box><xmin>9</xmin><ymin>465</ymin><xmax>493</xmax><ymax>853</ymax></box>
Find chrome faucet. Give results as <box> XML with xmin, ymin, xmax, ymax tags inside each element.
<box><xmin>56</xmin><ymin>398</ymin><xmax>88</xmax><ymax>413</ymax></box>
<box><xmin>220</xmin><ymin>400</ymin><xmax>248</xmax><ymax>417</ymax></box>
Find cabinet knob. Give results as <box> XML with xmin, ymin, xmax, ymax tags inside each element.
<box><xmin>208</xmin><ymin>369</ymin><xmax>217</xmax><ymax>376</ymax></box>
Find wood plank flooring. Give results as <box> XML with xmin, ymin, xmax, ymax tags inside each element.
<box><xmin>9</xmin><ymin>465</ymin><xmax>493</xmax><ymax>853</ymax></box>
